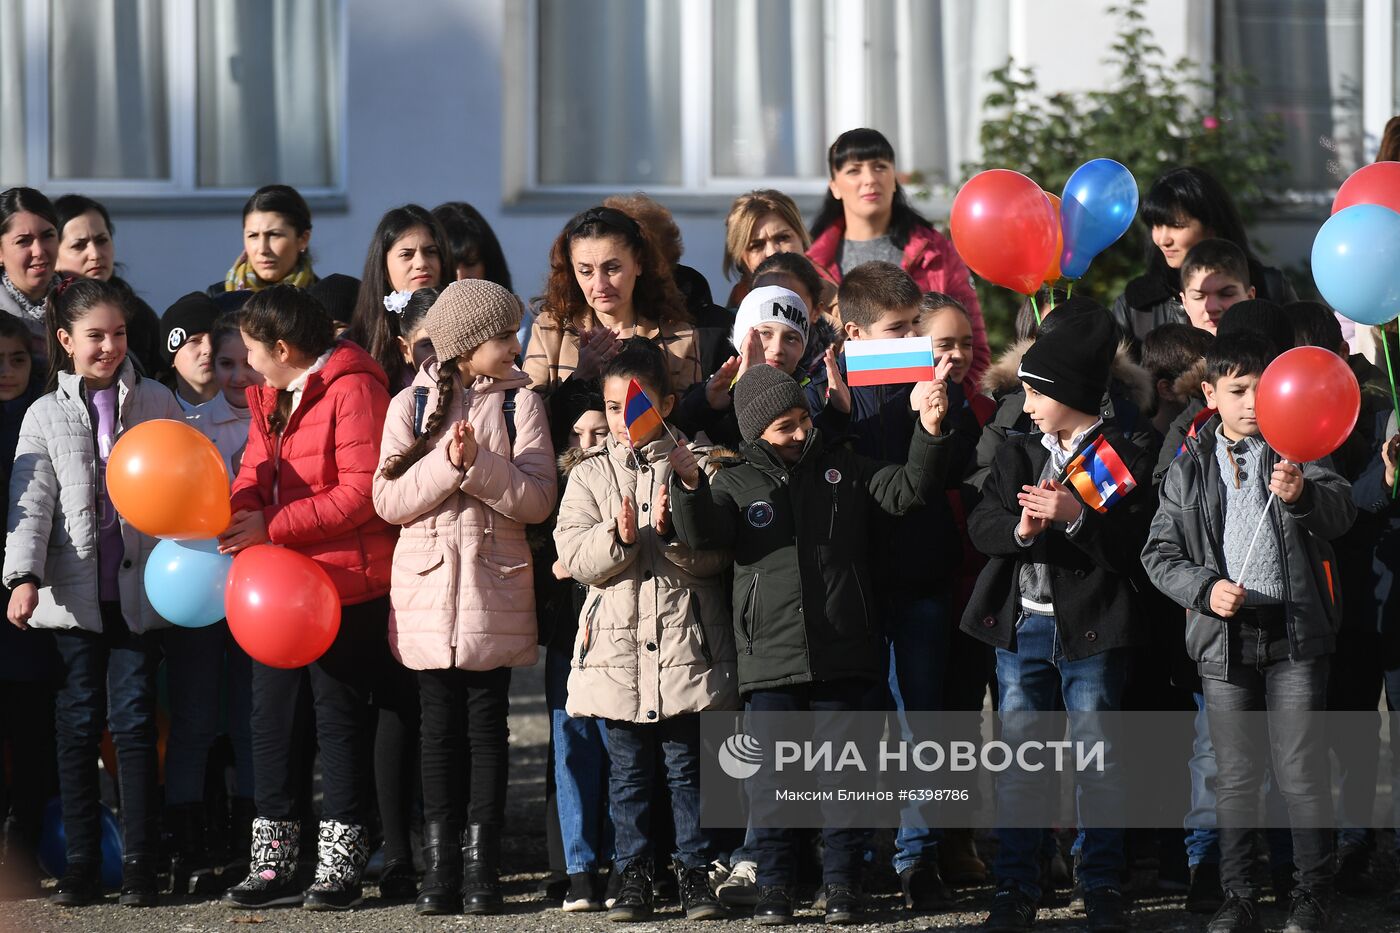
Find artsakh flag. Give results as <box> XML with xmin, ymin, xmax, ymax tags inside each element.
<box><xmin>844</xmin><ymin>337</ymin><xmax>936</xmax><ymax>387</ymax></box>
<box><xmin>624</xmin><ymin>378</ymin><xmax>663</xmax><ymax>446</ymax></box>
<box><xmin>1062</xmin><ymin>435</ymin><xmax>1137</xmax><ymax>513</ymax></box>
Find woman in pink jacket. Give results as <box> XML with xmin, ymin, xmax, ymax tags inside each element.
<box><xmin>372</xmin><ymin>279</ymin><xmax>556</xmax><ymax>917</ymax></box>
<box><xmin>806</xmin><ymin>127</ymin><xmax>990</xmax><ymax>387</ymax></box>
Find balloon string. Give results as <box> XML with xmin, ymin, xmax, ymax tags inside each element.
<box><xmin>1048</xmin><ymin>289</ymin><xmax>1057</xmax><ymax>311</ymax></box>
<box><xmin>1382</xmin><ymin>333</ymin><xmax>1400</xmax><ymax>499</ymax></box>
<box><xmin>1066</xmin><ymin>280</ymin><xmax>1074</xmax><ymax>300</ymax></box>
<box><xmin>1030</xmin><ymin>293</ymin><xmax>1042</xmax><ymax>327</ymax></box>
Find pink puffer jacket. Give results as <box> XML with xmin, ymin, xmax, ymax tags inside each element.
<box><xmin>372</xmin><ymin>362</ymin><xmax>557</xmax><ymax>671</ymax></box>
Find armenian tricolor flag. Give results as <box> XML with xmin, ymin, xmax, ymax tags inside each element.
<box><xmin>624</xmin><ymin>379</ymin><xmax>663</xmax><ymax>446</ymax></box>
<box><xmin>844</xmin><ymin>337</ymin><xmax>936</xmax><ymax>387</ymax></box>
<box><xmin>1062</xmin><ymin>435</ymin><xmax>1137</xmax><ymax>513</ymax></box>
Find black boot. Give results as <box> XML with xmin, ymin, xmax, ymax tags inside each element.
<box><xmin>460</xmin><ymin>823</ymin><xmax>503</xmax><ymax>915</ymax></box>
<box><xmin>168</xmin><ymin>803</ymin><xmax>221</xmax><ymax>897</ymax></box>
<box><xmin>119</xmin><ymin>856</ymin><xmax>160</xmax><ymax>908</ymax></box>
<box><xmin>221</xmin><ymin>797</ymin><xmax>256</xmax><ymax>883</ymax></box>
<box><xmin>415</xmin><ymin>822</ymin><xmax>462</xmax><ymax>916</ymax></box>
<box><xmin>50</xmin><ymin>859</ymin><xmax>102</xmax><ymax>907</ymax></box>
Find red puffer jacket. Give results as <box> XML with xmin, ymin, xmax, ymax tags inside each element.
<box><xmin>230</xmin><ymin>340</ymin><xmax>396</xmax><ymax>605</ymax></box>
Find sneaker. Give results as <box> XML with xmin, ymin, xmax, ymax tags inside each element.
<box><xmin>606</xmin><ymin>859</ymin><xmax>654</xmax><ymax>922</ymax></box>
<box><xmin>983</xmin><ymin>884</ymin><xmax>1038</xmax><ymax>931</ymax></box>
<box><xmin>753</xmin><ymin>885</ymin><xmax>794</xmax><ymax>925</ymax></box>
<box><xmin>900</xmin><ymin>860</ymin><xmax>950</xmax><ymax>911</ymax></box>
<box><xmin>563</xmin><ymin>870</ymin><xmax>604</xmax><ymax>912</ymax></box>
<box><xmin>1186</xmin><ymin>862</ymin><xmax>1225</xmax><ymax>914</ymax></box>
<box><xmin>604</xmin><ymin>863</ymin><xmax>624</xmax><ymax>908</ymax></box>
<box><xmin>717</xmin><ymin>859</ymin><xmax>759</xmax><ymax>907</ymax></box>
<box><xmin>1282</xmin><ymin>887</ymin><xmax>1330</xmax><ymax>933</ymax></box>
<box><xmin>822</xmin><ymin>882</ymin><xmax>864</xmax><ymax>925</ymax></box>
<box><xmin>538</xmin><ymin>869</ymin><xmax>570</xmax><ymax>900</ymax></box>
<box><xmin>678</xmin><ymin>863</ymin><xmax>726</xmax><ymax>920</ymax></box>
<box><xmin>1083</xmin><ymin>886</ymin><xmax>1128</xmax><ymax>932</ymax></box>
<box><xmin>49</xmin><ymin>860</ymin><xmax>102</xmax><ymax>907</ymax></box>
<box><xmin>1206</xmin><ymin>894</ymin><xmax>1264</xmax><ymax>933</ymax></box>
<box><xmin>117</xmin><ymin>857</ymin><xmax>159</xmax><ymax>908</ymax></box>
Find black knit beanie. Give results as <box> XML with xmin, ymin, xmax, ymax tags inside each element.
<box><xmin>1217</xmin><ymin>298</ymin><xmax>1293</xmax><ymax>355</ymax></box>
<box><xmin>306</xmin><ymin>273</ymin><xmax>361</xmax><ymax>326</ymax></box>
<box><xmin>161</xmin><ymin>292</ymin><xmax>222</xmax><ymax>364</ymax></box>
<box><xmin>734</xmin><ymin>366</ymin><xmax>809</xmax><ymax>443</ymax></box>
<box><xmin>1018</xmin><ymin>306</ymin><xmax>1117</xmax><ymax>416</ymax></box>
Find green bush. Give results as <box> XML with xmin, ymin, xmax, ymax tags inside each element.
<box><xmin>961</xmin><ymin>0</ymin><xmax>1289</xmax><ymax>351</ymax></box>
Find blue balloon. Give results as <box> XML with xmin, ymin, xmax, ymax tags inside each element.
<box><xmin>1311</xmin><ymin>204</ymin><xmax>1400</xmax><ymax>327</ymax></box>
<box><xmin>144</xmin><ymin>538</ymin><xmax>233</xmax><ymax>628</ymax></box>
<box><xmin>38</xmin><ymin>796</ymin><xmax>124</xmax><ymax>890</ymax></box>
<box><xmin>1059</xmin><ymin>159</ymin><xmax>1140</xmax><ymax>280</ymax></box>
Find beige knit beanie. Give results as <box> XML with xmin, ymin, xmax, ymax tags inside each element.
<box><xmin>425</xmin><ymin>278</ymin><xmax>523</xmax><ymax>362</ymax></box>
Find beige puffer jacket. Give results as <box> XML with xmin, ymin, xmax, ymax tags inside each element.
<box><xmin>555</xmin><ymin>434</ymin><xmax>738</xmax><ymax>723</ymax></box>
<box><xmin>373</xmin><ymin>362</ymin><xmax>557</xmax><ymax>671</ymax></box>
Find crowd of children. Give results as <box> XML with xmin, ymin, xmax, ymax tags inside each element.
<box><xmin>0</xmin><ymin>128</ymin><xmax>1398</xmax><ymax>933</ymax></box>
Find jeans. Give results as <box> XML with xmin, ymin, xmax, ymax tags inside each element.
<box><xmin>748</xmin><ymin>679</ymin><xmax>875</xmax><ymax>887</ymax></box>
<box><xmin>604</xmin><ymin>713</ymin><xmax>708</xmax><ymax>872</ymax></box>
<box><xmin>545</xmin><ymin>645</ymin><xmax>611</xmax><ymax>874</ymax></box>
<box><xmin>164</xmin><ymin>621</ymin><xmax>254</xmax><ymax>804</ymax></box>
<box><xmin>993</xmin><ymin>612</ymin><xmax>1127</xmax><ymax>899</ymax></box>
<box><xmin>250</xmin><ymin>597</ymin><xmax>388</xmax><ymax>824</ymax></box>
<box><xmin>884</xmin><ymin>594</ymin><xmax>950</xmax><ymax>873</ymax></box>
<box><xmin>417</xmin><ymin>665</ymin><xmax>511</xmax><ymax>827</ymax></box>
<box><xmin>52</xmin><ymin>603</ymin><xmax>163</xmax><ymax>861</ymax></box>
<box><xmin>1204</xmin><ymin>654</ymin><xmax>1333</xmax><ymax>899</ymax></box>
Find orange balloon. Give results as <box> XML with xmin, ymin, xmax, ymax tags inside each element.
<box><xmin>108</xmin><ymin>419</ymin><xmax>231</xmax><ymax>539</ymax></box>
<box><xmin>1043</xmin><ymin>192</ymin><xmax>1064</xmax><ymax>285</ymax></box>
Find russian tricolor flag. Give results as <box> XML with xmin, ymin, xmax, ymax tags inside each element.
<box><xmin>843</xmin><ymin>337</ymin><xmax>936</xmax><ymax>387</ymax></box>
<box><xmin>1063</xmin><ymin>435</ymin><xmax>1137</xmax><ymax>513</ymax></box>
<box><xmin>624</xmin><ymin>379</ymin><xmax>663</xmax><ymax>446</ymax></box>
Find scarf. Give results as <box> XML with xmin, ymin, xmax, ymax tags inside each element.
<box><xmin>1</xmin><ymin>270</ymin><xmax>53</xmax><ymax>322</ymax></box>
<box><xmin>223</xmin><ymin>252</ymin><xmax>317</xmax><ymax>292</ymax></box>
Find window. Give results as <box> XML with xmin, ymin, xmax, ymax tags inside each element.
<box><xmin>0</xmin><ymin>0</ymin><xmax>345</xmax><ymax>197</ymax></box>
<box><xmin>514</xmin><ymin>0</ymin><xmax>1011</xmax><ymax>201</ymax></box>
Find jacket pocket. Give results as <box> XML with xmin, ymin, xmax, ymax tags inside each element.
<box><xmin>739</xmin><ymin>575</ymin><xmax>760</xmax><ymax>655</ymax></box>
<box><xmin>689</xmin><ymin>594</ymin><xmax>713</xmax><ymax>665</ymax></box>
<box><xmin>577</xmin><ymin>595</ymin><xmax>602</xmax><ymax>667</ymax></box>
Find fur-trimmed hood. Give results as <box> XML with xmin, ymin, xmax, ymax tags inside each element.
<box><xmin>1168</xmin><ymin>358</ymin><xmax>1209</xmax><ymax>406</ymax></box>
<box><xmin>980</xmin><ymin>339</ymin><xmax>1154</xmax><ymax>413</ymax></box>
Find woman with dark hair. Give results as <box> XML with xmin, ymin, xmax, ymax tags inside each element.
<box><xmin>344</xmin><ymin>205</ymin><xmax>452</xmax><ymax>392</ymax></box>
<box><xmin>1112</xmin><ymin>166</ymin><xmax>1296</xmax><ymax>343</ymax></box>
<box><xmin>0</xmin><ymin>187</ymin><xmax>61</xmax><ymax>358</ymax></box>
<box><xmin>431</xmin><ymin>202</ymin><xmax>512</xmax><ymax>291</ymax></box>
<box><xmin>52</xmin><ymin>194</ymin><xmax>163</xmax><ymax>376</ymax></box>
<box><xmin>522</xmin><ymin>206</ymin><xmax>699</xmax><ymax>395</ymax></box>
<box><xmin>209</xmin><ymin>185</ymin><xmax>317</xmax><ymax>296</ymax></box>
<box><xmin>806</xmin><ymin>128</ymin><xmax>988</xmax><ymax>386</ymax></box>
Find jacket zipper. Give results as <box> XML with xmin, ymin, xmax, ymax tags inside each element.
<box><xmin>692</xmin><ymin>598</ymin><xmax>713</xmax><ymax>665</ymax></box>
<box><xmin>741</xmin><ymin>574</ymin><xmax>759</xmax><ymax>655</ymax></box>
<box><xmin>577</xmin><ymin>596</ymin><xmax>601</xmax><ymax>666</ymax></box>
<box><xmin>853</xmin><ymin>569</ymin><xmax>872</xmax><ymax>630</ymax></box>
<box><xmin>828</xmin><ymin>482</ymin><xmax>839</xmax><ymax>541</ymax></box>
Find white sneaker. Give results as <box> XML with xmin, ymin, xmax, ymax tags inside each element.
<box><xmin>562</xmin><ymin>871</ymin><xmax>604</xmax><ymax>912</ymax></box>
<box><xmin>716</xmin><ymin>860</ymin><xmax>759</xmax><ymax>907</ymax></box>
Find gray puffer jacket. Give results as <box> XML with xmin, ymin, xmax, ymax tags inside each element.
<box><xmin>1142</xmin><ymin>414</ymin><xmax>1354</xmax><ymax>681</ymax></box>
<box><xmin>4</xmin><ymin>360</ymin><xmax>183</xmax><ymax>633</ymax></box>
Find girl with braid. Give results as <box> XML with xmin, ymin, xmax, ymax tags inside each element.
<box><xmin>372</xmin><ymin>279</ymin><xmax>556</xmax><ymax>916</ymax></box>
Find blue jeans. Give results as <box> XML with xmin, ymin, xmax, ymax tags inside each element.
<box><xmin>884</xmin><ymin>594</ymin><xmax>950</xmax><ymax>873</ymax></box>
<box><xmin>993</xmin><ymin>613</ymin><xmax>1127</xmax><ymax>899</ymax></box>
<box><xmin>52</xmin><ymin>604</ymin><xmax>163</xmax><ymax>861</ymax></box>
<box><xmin>546</xmin><ymin>645</ymin><xmax>612</xmax><ymax>874</ymax></box>
<box><xmin>605</xmin><ymin>713</ymin><xmax>708</xmax><ymax>872</ymax></box>
<box><xmin>164</xmin><ymin>621</ymin><xmax>254</xmax><ymax>804</ymax></box>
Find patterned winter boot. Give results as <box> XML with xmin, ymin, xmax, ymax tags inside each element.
<box><xmin>222</xmin><ymin>818</ymin><xmax>303</xmax><ymax>908</ymax></box>
<box><xmin>302</xmin><ymin>820</ymin><xmax>370</xmax><ymax>911</ymax></box>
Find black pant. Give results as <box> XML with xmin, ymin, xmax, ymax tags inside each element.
<box><xmin>417</xmin><ymin>666</ymin><xmax>511</xmax><ymax>827</ymax></box>
<box><xmin>52</xmin><ymin>603</ymin><xmax>163</xmax><ymax>860</ymax></box>
<box><xmin>0</xmin><ymin>680</ymin><xmax>57</xmax><ymax>858</ymax></box>
<box><xmin>250</xmin><ymin>597</ymin><xmax>388</xmax><ymax>824</ymax></box>
<box><xmin>373</xmin><ymin>659</ymin><xmax>420</xmax><ymax>863</ymax></box>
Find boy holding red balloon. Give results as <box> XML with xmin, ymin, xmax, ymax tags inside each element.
<box><xmin>1143</xmin><ymin>332</ymin><xmax>1356</xmax><ymax>933</ymax></box>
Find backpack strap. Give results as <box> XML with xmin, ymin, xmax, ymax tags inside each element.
<box><xmin>503</xmin><ymin>387</ymin><xmax>519</xmax><ymax>449</ymax></box>
<box><xmin>412</xmin><ymin>386</ymin><xmax>430</xmax><ymax>439</ymax></box>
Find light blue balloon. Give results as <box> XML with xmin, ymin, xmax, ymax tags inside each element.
<box><xmin>144</xmin><ymin>538</ymin><xmax>232</xmax><ymax>628</ymax></box>
<box><xmin>1059</xmin><ymin>159</ymin><xmax>1140</xmax><ymax>280</ymax></box>
<box><xmin>1311</xmin><ymin>204</ymin><xmax>1400</xmax><ymax>327</ymax></box>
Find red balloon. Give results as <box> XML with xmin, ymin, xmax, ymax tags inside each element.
<box><xmin>950</xmin><ymin>170</ymin><xmax>1060</xmax><ymax>294</ymax></box>
<box><xmin>1255</xmin><ymin>347</ymin><xmax>1360</xmax><ymax>463</ymax></box>
<box><xmin>225</xmin><ymin>545</ymin><xmax>341</xmax><ymax>669</ymax></box>
<box><xmin>1332</xmin><ymin>161</ymin><xmax>1400</xmax><ymax>215</ymax></box>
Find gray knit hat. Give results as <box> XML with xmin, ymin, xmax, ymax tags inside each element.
<box><xmin>734</xmin><ymin>365</ymin><xmax>809</xmax><ymax>443</ymax></box>
<box><xmin>425</xmin><ymin>278</ymin><xmax>522</xmax><ymax>362</ymax></box>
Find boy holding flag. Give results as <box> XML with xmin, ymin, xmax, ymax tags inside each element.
<box><xmin>960</xmin><ymin>305</ymin><xmax>1156</xmax><ymax>933</ymax></box>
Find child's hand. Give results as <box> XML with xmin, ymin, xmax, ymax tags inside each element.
<box><xmin>735</xmin><ymin>328</ymin><xmax>765</xmax><ymax>381</ymax></box>
<box><xmin>576</xmin><ymin>326</ymin><xmax>623</xmax><ymax>380</ymax></box>
<box><xmin>654</xmin><ymin>482</ymin><xmax>670</xmax><ymax>535</ymax></box>
<box><xmin>6</xmin><ymin>583</ymin><xmax>36</xmax><ymax>630</ymax></box>
<box><xmin>1210</xmin><ymin>579</ymin><xmax>1247</xmax><ymax>619</ymax></box>
<box><xmin>1016</xmin><ymin>505</ymin><xmax>1049</xmax><ymax>541</ymax></box>
<box><xmin>1269</xmin><ymin>460</ymin><xmax>1303</xmax><ymax>504</ymax></box>
<box><xmin>1382</xmin><ymin>434</ymin><xmax>1399</xmax><ymax>490</ymax></box>
<box><xmin>552</xmin><ymin>559</ymin><xmax>572</xmax><ymax>581</ymax></box>
<box><xmin>705</xmin><ymin>356</ymin><xmax>740</xmax><ymax>411</ymax></box>
<box><xmin>823</xmin><ymin>347</ymin><xmax>851</xmax><ymax>414</ymax></box>
<box><xmin>912</xmin><ymin>357</ymin><xmax>954</xmax><ymax>434</ymax></box>
<box><xmin>218</xmin><ymin>509</ymin><xmax>269</xmax><ymax>554</ymax></box>
<box><xmin>448</xmin><ymin>421</ymin><xmax>478</xmax><ymax>470</ymax></box>
<box><xmin>1017</xmin><ymin>480</ymin><xmax>1083</xmax><ymax>524</ymax></box>
<box><xmin>668</xmin><ymin>444</ymin><xmax>701</xmax><ymax>490</ymax></box>
<box><xmin>616</xmin><ymin>495</ymin><xmax>638</xmax><ymax>546</ymax></box>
